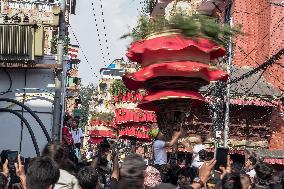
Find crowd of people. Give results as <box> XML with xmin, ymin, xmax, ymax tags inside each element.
<box><xmin>0</xmin><ymin>125</ymin><xmax>283</xmax><ymax>189</ymax></box>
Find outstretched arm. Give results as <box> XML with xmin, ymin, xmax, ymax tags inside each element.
<box><xmin>165</xmin><ymin>128</ymin><xmax>183</xmax><ymax>147</ymax></box>
<box><xmin>111</xmin><ymin>153</ymin><xmax>119</xmax><ymax>179</ymax></box>
<box><xmin>15</xmin><ymin>155</ymin><xmax>27</xmax><ymax>189</ymax></box>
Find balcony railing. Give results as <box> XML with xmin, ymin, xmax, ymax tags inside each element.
<box><xmin>0</xmin><ymin>24</ymin><xmax>44</xmax><ymax>63</ymax></box>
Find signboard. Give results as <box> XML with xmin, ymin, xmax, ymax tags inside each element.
<box><xmin>0</xmin><ymin>1</ymin><xmax>60</xmax><ymax>25</ymax></box>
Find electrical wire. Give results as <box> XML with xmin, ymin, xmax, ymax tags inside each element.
<box><xmin>69</xmin><ymin>25</ymin><xmax>99</xmax><ymax>79</ymax></box>
<box><xmin>98</xmin><ymin>0</ymin><xmax>111</xmax><ymax>63</ymax></box>
<box><xmin>91</xmin><ymin>1</ymin><xmax>107</xmax><ymax>65</ymax></box>
<box><xmin>0</xmin><ymin>108</ymin><xmax>40</xmax><ymax>156</ymax></box>
<box><xmin>0</xmin><ymin>69</ymin><xmax>12</xmax><ymax>95</ymax></box>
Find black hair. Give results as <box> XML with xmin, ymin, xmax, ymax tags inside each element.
<box><xmin>222</xmin><ymin>173</ymin><xmax>242</xmax><ymax>189</ymax></box>
<box><xmin>0</xmin><ymin>173</ymin><xmax>8</xmax><ymax>189</ymax></box>
<box><xmin>198</xmin><ymin>150</ymin><xmax>213</xmax><ymax>161</ymax></box>
<box><xmin>232</xmin><ymin>162</ymin><xmax>243</xmax><ymax>174</ymax></box>
<box><xmin>77</xmin><ymin>166</ymin><xmax>98</xmax><ymax>189</ymax></box>
<box><xmin>177</xmin><ymin>168</ymin><xmax>191</xmax><ymax>178</ymax></box>
<box><xmin>100</xmin><ymin>139</ymin><xmax>110</xmax><ymax>149</ymax></box>
<box><xmin>119</xmin><ymin>154</ymin><xmax>147</xmax><ymax>189</ymax></box>
<box><xmin>73</xmin><ymin>117</ymin><xmax>80</xmax><ymax>125</ymax></box>
<box><xmin>255</xmin><ymin>162</ymin><xmax>273</xmax><ymax>181</ymax></box>
<box><xmin>42</xmin><ymin>141</ymin><xmax>69</xmax><ymax>170</ymax></box>
<box><xmin>279</xmin><ymin>171</ymin><xmax>284</xmax><ymax>184</ymax></box>
<box><xmin>248</xmin><ymin>156</ymin><xmax>257</xmax><ymax>166</ymax></box>
<box><xmin>200</xmin><ymin>135</ymin><xmax>207</xmax><ymax>143</ymax></box>
<box><xmin>177</xmin><ymin>167</ymin><xmax>198</xmax><ymax>183</ymax></box>
<box><xmin>26</xmin><ymin>156</ymin><xmax>60</xmax><ymax>189</ymax></box>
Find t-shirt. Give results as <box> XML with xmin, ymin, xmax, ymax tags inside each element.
<box><xmin>246</xmin><ymin>169</ymin><xmax>256</xmax><ymax>178</ymax></box>
<box><xmin>153</xmin><ymin>140</ymin><xmax>167</xmax><ymax>165</ymax></box>
<box><xmin>54</xmin><ymin>169</ymin><xmax>80</xmax><ymax>189</ymax></box>
<box><xmin>86</xmin><ymin>151</ymin><xmax>93</xmax><ymax>159</ymax></box>
<box><xmin>71</xmin><ymin>128</ymin><xmax>83</xmax><ymax>144</ymax></box>
<box><xmin>62</xmin><ymin>126</ymin><xmax>73</xmax><ymax>145</ymax></box>
<box><xmin>191</xmin><ymin>144</ymin><xmax>205</xmax><ymax>168</ymax></box>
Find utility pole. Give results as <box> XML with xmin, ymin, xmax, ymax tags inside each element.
<box><xmin>52</xmin><ymin>0</ymin><xmax>66</xmax><ymax>141</ymax></box>
<box><xmin>224</xmin><ymin>0</ymin><xmax>233</xmax><ymax>148</ymax></box>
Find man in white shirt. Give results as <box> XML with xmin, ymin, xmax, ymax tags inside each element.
<box><xmin>191</xmin><ymin>134</ymin><xmax>206</xmax><ymax>168</ymax></box>
<box><xmin>149</xmin><ymin>128</ymin><xmax>183</xmax><ymax>182</ymax></box>
<box><xmin>245</xmin><ymin>156</ymin><xmax>257</xmax><ymax>179</ymax></box>
<box><xmin>71</xmin><ymin>118</ymin><xmax>84</xmax><ymax>160</ymax></box>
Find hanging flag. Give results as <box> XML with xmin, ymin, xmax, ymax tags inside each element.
<box><xmin>68</xmin><ymin>45</ymin><xmax>79</xmax><ymax>59</ymax></box>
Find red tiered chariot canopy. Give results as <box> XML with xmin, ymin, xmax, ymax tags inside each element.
<box><xmin>126</xmin><ymin>35</ymin><xmax>226</xmax><ymax>65</ymax></box>
<box><xmin>123</xmin><ymin>31</ymin><xmax>228</xmax><ymax>136</ymax></box>
<box><xmin>123</xmin><ymin>61</ymin><xmax>228</xmax><ymax>91</ymax></box>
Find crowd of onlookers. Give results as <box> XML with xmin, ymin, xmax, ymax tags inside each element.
<box><xmin>0</xmin><ymin>138</ymin><xmax>283</xmax><ymax>189</ymax></box>
<box><xmin>0</xmin><ymin>119</ymin><xmax>283</xmax><ymax>189</ymax></box>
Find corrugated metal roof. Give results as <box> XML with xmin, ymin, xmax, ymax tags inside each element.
<box><xmin>200</xmin><ymin>66</ymin><xmax>281</xmax><ymax>97</ymax></box>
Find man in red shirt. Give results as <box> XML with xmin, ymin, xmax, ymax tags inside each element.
<box><xmin>62</xmin><ymin>116</ymin><xmax>74</xmax><ymax>147</ymax></box>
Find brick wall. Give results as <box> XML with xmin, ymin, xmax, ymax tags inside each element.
<box><xmin>269</xmin><ymin>106</ymin><xmax>284</xmax><ymax>150</ymax></box>
<box><xmin>233</xmin><ymin>0</ymin><xmax>284</xmax><ymax>90</ymax></box>
<box><xmin>233</xmin><ymin>0</ymin><xmax>284</xmax><ymax>150</ymax></box>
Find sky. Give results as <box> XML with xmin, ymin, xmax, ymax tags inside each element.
<box><xmin>70</xmin><ymin>0</ymin><xmax>142</xmax><ymax>85</ymax></box>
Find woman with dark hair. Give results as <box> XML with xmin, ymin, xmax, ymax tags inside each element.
<box><xmin>42</xmin><ymin>142</ymin><xmax>80</xmax><ymax>189</ymax></box>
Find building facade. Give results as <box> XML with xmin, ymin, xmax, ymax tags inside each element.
<box><xmin>0</xmin><ymin>0</ymin><xmax>77</xmax><ymax>157</ymax></box>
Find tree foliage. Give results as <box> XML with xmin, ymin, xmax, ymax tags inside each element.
<box><xmin>121</xmin><ymin>14</ymin><xmax>242</xmax><ymax>46</ymax></box>
<box><xmin>109</xmin><ymin>79</ymin><xmax>128</xmax><ymax>96</ymax></box>
<box><xmin>79</xmin><ymin>83</ymin><xmax>97</xmax><ymax>128</ymax></box>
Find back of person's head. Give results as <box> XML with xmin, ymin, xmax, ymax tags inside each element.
<box><xmin>0</xmin><ymin>173</ymin><xmax>8</xmax><ymax>189</ymax></box>
<box><xmin>200</xmin><ymin>135</ymin><xmax>207</xmax><ymax>143</ymax></box>
<box><xmin>153</xmin><ymin>183</ymin><xmax>177</xmax><ymax>189</ymax></box>
<box><xmin>240</xmin><ymin>174</ymin><xmax>252</xmax><ymax>189</ymax></box>
<box><xmin>119</xmin><ymin>153</ymin><xmax>147</xmax><ymax>189</ymax></box>
<box><xmin>222</xmin><ymin>173</ymin><xmax>242</xmax><ymax>189</ymax></box>
<box><xmin>42</xmin><ymin>141</ymin><xmax>68</xmax><ymax>169</ymax></box>
<box><xmin>248</xmin><ymin>156</ymin><xmax>257</xmax><ymax>166</ymax></box>
<box><xmin>177</xmin><ymin>168</ymin><xmax>192</xmax><ymax>187</ymax></box>
<box><xmin>279</xmin><ymin>171</ymin><xmax>284</xmax><ymax>185</ymax></box>
<box><xmin>77</xmin><ymin>166</ymin><xmax>98</xmax><ymax>189</ymax></box>
<box><xmin>26</xmin><ymin>156</ymin><xmax>60</xmax><ymax>189</ymax></box>
<box><xmin>232</xmin><ymin>162</ymin><xmax>243</xmax><ymax>174</ymax></box>
<box><xmin>255</xmin><ymin>162</ymin><xmax>273</xmax><ymax>181</ymax></box>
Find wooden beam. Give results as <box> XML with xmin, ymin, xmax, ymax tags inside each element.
<box><xmin>0</xmin><ymin>64</ymin><xmax>61</xmax><ymax>69</ymax></box>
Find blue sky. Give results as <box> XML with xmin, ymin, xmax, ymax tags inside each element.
<box><xmin>70</xmin><ymin>0</ymin><xmax>142</xmax><ymax>85</ymax></box>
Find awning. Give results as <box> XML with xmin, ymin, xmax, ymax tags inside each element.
<box><xmin>90</xmin><ymin>119</ymin><xmax>116</xmax><ymax>128</ymax></box>
<box><xmin>264</xmin><ymin>158</ymin><xmax>284</xmax><ymax>165</ymax></box>
<box><xmin>88</xmin><ymin>138</ymin><xmax>105</xmax><ymax>144</ymax></box>
<box><xmin>88</xmin><ymin>130</ymin><xmax>115</xmax><ymax>138</ymax></box>
<box><xmin>115</xmin><ymin>108</ymin><xmax>157</xmax><ymax>124</ymax></box>
<box><xmin>119</xmin><ymin>124</ymin><xmax>150</xmax><ymax>141</ymax></box>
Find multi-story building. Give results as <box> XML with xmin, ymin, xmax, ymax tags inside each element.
<box><xmin>0</xmin><ymin>0</ymin><xmax>76</xmax><ymax>157</ymax></box>
<box><xmin>65</xmin><ymin>45</ymin><xmax>81</xmax><ymax>118</ymax></box>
